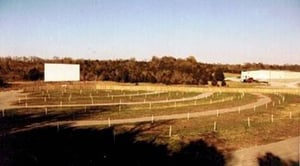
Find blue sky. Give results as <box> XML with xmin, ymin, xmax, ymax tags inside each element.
<box><xmin>0</xmin><ymin>0</ymin><xmax>299</xmax><ymax>64</ymax></box>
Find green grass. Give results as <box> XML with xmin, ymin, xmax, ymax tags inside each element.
<box><xmin>224</xmin><ymin>72</ymin><xmax>240</xmax><ymax>78</ymax></box>
<box><xmin>111</xmin><ymin>93</ymin><xmax>300</xmax><ymax>152</ymax></box>
<box><xmin>3</xmin><ymin>82</ymin><xmax>300</xmax><ymax>154</ymax></box>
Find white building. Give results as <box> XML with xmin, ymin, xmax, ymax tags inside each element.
<box><xmin>241</xmin><ymin>70</ymin><xmax>300</xmax><ymax>82</ymax></box>
<box><xmin>44</xmin><ymin>63</ymin><xmax>80</xmax><ymax>82</ymax></box>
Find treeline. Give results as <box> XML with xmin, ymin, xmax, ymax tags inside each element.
<box><xmin>0</xmin><ymin>56</ymin><xmax>300</xmax><ymax>86</ymax></box>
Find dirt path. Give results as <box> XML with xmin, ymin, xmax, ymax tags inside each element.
<box><xmin>0</xmin><ymin>90</ymin><xmax>26</xmax><ymax>109</ymax></box>
<box><xmin>61</xmin><ymin>93</ymin><xmax>271</xmax><ymax>127</ymax></box>
<box><xmin>228</xmin><ymin>136</ymin><xmax>300</xmax><ymax>166</ymax></box>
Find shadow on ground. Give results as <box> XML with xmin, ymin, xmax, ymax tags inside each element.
<box><xmin>0</xmin><ymin>124</ymin><xmax>226</xmax><ymax>166</ymax></box>
<box><xmin>0</xmin><ymin>107</ymin><xmax>112</xmax><ymax>134</ymax></box>
<box><xmin>258</xmin><ymin>152</ymin><xmax>299</xmax><ymax>166</ymax></box>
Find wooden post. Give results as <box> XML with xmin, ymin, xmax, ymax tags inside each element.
<box><xmin>271</xmin><ymin>114</ymin><xmax>274</xmax><ymax>123</ymax></box>
<box><xmin>44</xmin><ymin>97</ymin><xmax>47</xmax><ymax>102</ymax></box>
<box><xmin>174</xmin><ymin>102</ymin><xmax>177</xmax><ymax>108</ymax></box>
<box><xmin>18</xmin><ymin>97</ymin><xmax>21</xmax><ymax>104</ymax></box>
<box><xmin>108</xmin><ymin>118</ymin><xmax>111</xmax><ymax>127</ymax></box>
<box><xmin>272</xmin><ymin>101</ymin><xmax>275</xmax><ymax>107</ymax></box>
<box><xmin>265</xmin><ymin>103</ymin><xmax>268</xmax><ymax>109</ymax></box>
<box><xmin>60</xmin><ymin>101</ymin><xmax>62</xmax><ymax>107</ymax></box>
<box><xmin>169</xmin><ymin>125</ymin><xmax>172</xmax><ymax>137</ymax></box>
<box><xmin>247</xmin><ymin>117</ymin><xmax>251</xmax><ymax>127</ymax></box>
<box><xmin>45</xmin><ymin>107</ymin><xmax>48</xmax><ymax>115</ymax></box>
<box><xmin>2</xmin><ymin>109</ymin><xmax>4</xmax><ymax>117</ymax></box>
<box><xmin>84</xmin><ymin>106</ymin><xmax>87</xmax><ymax>113</ymax></box>
<box><xmin>253</xmin><ymin>105</ymin><xmax>256</xmax><ymax>111</ymax></box>
<box><xmin>151</xmin><ymin>115</ymin><xmax>154</xmax><ymax>123</ymax></box>
<box><xmin>187</xmin><ymin>112</ymin><xmax>190</xmax><ymax>120</ymax></box>
<box><xmin>289</xmin><ymin>112</ymin><xmax>292</xmax><ymax>119</ymax></box>
<box><xmin>57</xmin><ymin>122</ymin><xmax>60</xmax><ymax>132</ymax></box>
<box><xmin>217</xmin><ymin>110</ymin><xmax>219</xmax><ymax>117</ymax></box>
<box><xmin>113</xmin><ymin>129</ymin><xmax>116</xmax><ymax>144</ymax></box>
<box><xmin>213</xmin><ymin>121</ymin><xmax>217</xmax><ymax>132</ymax></box>
<box><xmin>119</xmin><ymin>105</ymin><xmax>121</xmax><ymax>112</ymax></box>
<box><xmin>238</xmin><ymin>107</ymin><xmax>241</xmax><ymax>114</ymax></box>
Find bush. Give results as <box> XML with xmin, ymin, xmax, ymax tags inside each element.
<box><xmin>27</xmin><ymin>68</ymin><xmax>43</xmax><ymax>81</ymax></box>
<box><xmin>221</xmin><ymin>80</ymin><xmax>226</xmax><ymax>86</ymax></box>
<box><xmin>0</xmin><ymin>77</ymin><xmax>9</xmax><ymax>88</ymax></box>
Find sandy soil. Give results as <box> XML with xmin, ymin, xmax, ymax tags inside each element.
<box><xmin>0</xmin><ymin>90</ymin><xmax>27</xmax><ymax>109</ymax></box>
<box><xmin>228</xmin><ymin>136</ymin><xmax>300</xmax><ymax>166</ymax></box>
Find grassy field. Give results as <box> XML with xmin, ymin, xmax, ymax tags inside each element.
<box><xmin>1</xmin><ymin>81</ymin><xmax>299</xmax><ymax>155</ymax></box>
<box><xmin>97</xmin><ymin>93</ymin><xmax>300</xmax><ymax>153</ymax></box>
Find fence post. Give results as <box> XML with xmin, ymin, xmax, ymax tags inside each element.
<box><xmin>289</xmin><ymin>112</ymin><xmax>292</xmax><ymax>119</ymax></box>
<box><xmin>57</xmin><ymin>122</ymin><xmax>60</xmax><ymax>132</ymax></box>
<box><xmin>151</xmin><ymin>115</ymin><xmax>154</xmax><ymax>123</ymax></box>
<box><xmin>247</xmin><ymin>117</ymin><xmax>251</xmax><ymax>127</ymax></box>
<box><xmin>169</xmin><ymin>125</ymin><xmax>172</xmax><ymax>137</ymax></box>
<box><xmin>271</xmin><ymin>114</ymin><xmax>274</xmax><ymax>123</ymax></box>
<box><xmin>2</xmin><ymin>109</ymin><xmax>4</xmax><ymax>117</ymax></box>
<box><xmin>108</xmin><ymin>118</ymin><xmax>111</xmax><ymax>127</ymax></box>
<box><xmin>213</xmin><ymin>121</ymin><xmax>217</xmax><ymax>132</ymax></box>
<box><xmin>187</xmin><ymin>112</ymin><xmax>190</xmax><ymax>120</ymax></box>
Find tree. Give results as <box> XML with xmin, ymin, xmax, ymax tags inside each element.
<box><xmin>0</xmin><ymin>77</ymin><xmax>5</xmax><ymax>87</ymax></box>
<box><xmin>221</xmin><ymin>80</ymin><xmax>226</xmax><ymax>86</ymax></box>
<box><xmin>0</xmin><ymin>76</ymin><xmax>9</xmax><ymax>88</ymax></box>
<box><xmin>214</xmin><ymin>68</ymin><xmax>225</xmax><ymax>81</ymax></box>
<box><xmin>211</xmin><ymin>78</ymin><xmax>218</xmax><ymax>86</ymax></box>
<box><xmin>27</xmin><ymin>68</ymin><xmax>42</xmax><ymax>81</ymax></box>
